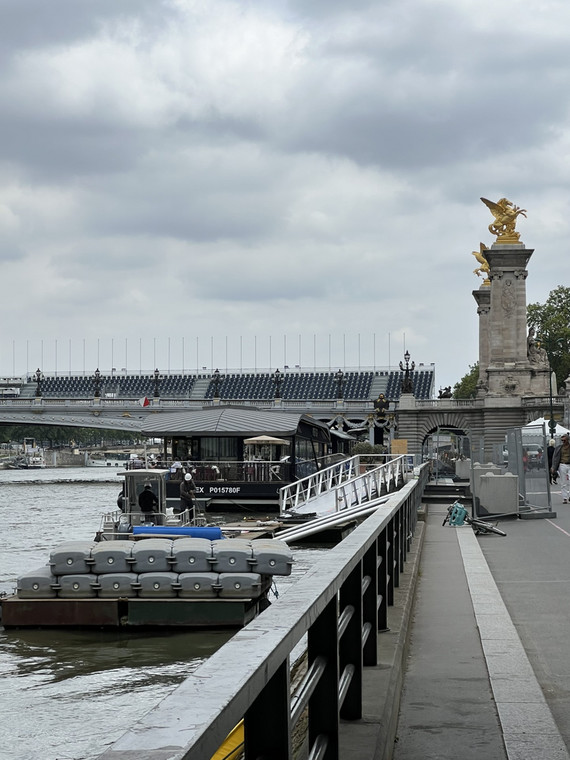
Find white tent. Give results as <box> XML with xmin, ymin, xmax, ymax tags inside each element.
<box><xmin>524</xmin><ymin>417</ymin><xmax>570</xmax><ymax>437</ymax></box>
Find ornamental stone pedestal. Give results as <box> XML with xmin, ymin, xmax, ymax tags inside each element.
<box><xmin>477</xmin><ymin>243</ymin><xmax>550</xmax><ymax>398</ymax></box>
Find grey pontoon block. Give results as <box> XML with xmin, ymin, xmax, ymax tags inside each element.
<box><xmin>49</xmin><ymin>541</ymin><xmax>97</xmax><ymax>575</ymax></box>
<box><xmin>89</xmin><ymin>543</ymin><xmax>134</xmax><ymax>574</ymax></box>
<box><xmin>211</xmin><ymin>539</ymin><xmax>255</xmax><ymax>573</ymax></box>
<box><xmin>217</xmin><ymin>572</ymin><xmax>263</xmax><ymax>599</ymax></box>
<box><xmin>57</xmin><ymin>573</ymin><xmax>98</xmax><ymax>598</ymax></box>
<box><xmin>251</xmin><ymin>539</ymin><xmax>294</xmax><ymax>576</ymax></box>
<box><xmin>17</xmin><ymin>565</ymin><xmax>58</xmax><ymax>598</ymax></box>
<box><xmin>176</xmin><ymin>572</ymin><xmax>219</xmax><ymax>598</ymax></box>
<box><xmin>170</xmin><ymin>538</ymin><xmax>214</xmax><ymax>573</ymax></box>
<box><xmin>135</xmin><ymin>571</ymin><xmax>179</xmax><ymax>598</ymax></box>
<box><xmin>96</xmin><ymin>573</ymin><xmax>139</xmax><ymax>598</ymax></box>
<box><xmin>130</xmin><ymin>539</ymin><xmax>173</xmax><ymax>573</ymax></box>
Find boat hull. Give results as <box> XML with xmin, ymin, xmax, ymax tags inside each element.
<box><xmin>0</xmin><ymin>595</ymin><xmax>266</xmax><ymax>629</ymax></box>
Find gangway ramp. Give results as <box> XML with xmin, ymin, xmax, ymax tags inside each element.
<box><xmin>279</xmin><ymin>454</ymin><xmax>406</xmax><ymax>518</ymax></box>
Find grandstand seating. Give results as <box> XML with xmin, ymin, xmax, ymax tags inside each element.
<box><xmin>29</xmin><ymin>368</ymin><xmax>434</xmax><ymax>402</ymax></box>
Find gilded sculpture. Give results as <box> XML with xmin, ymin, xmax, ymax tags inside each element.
<box><xmin>480</xmin><ymin>197</ymin><xmax>527</xmax><ymax>243</ymax></box>
<box><xmin>472</xmin><ymin>242</ymin><xmax>490</xmax><ymax>285</ymax></box>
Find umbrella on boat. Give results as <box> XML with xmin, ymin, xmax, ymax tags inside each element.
<box><xmin>243</xmin><ymin>435</ymin><xmax>290</xmax><ymax>445</ymax></box>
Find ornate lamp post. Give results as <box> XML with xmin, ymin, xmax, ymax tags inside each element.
<box><xmin>34</xmin><ymin>368</ymin><xmax>44</xmax><ymax>398</ymax></box>
<box><xmin>540</xmin><ymin>336</ymin><xmax>563</xmax><ymax>438</ymax></box>
<box><xmin>399</xmin><ymin>350</ymin><xmax>415</xmax><ymax>394</ymax></box>
<box><xmin>335</xmin><ymin>369</ymin><xmax>345</xmax><ymax>400</ymax></box>
<box><xmin>92</xmin><ymin>368</ymin><xmax>101</xmax><ymax>398</ymax></box>
<box><xmin>272</xmin><ymin>368</ymin><xmax>283</xmax><ymax>400</ymax></box>
<box><xmin>153</xmin><ymin>368</ymin><xmax>161</xmax><ymax>399</ymax></box>
<box><xmin>212</xmin><ymin>368</ymin><xmax>222</xmax><ymax>400</ymax></box>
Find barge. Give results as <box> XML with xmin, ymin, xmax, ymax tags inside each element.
<box><xmin>1</xmin><ymin>468</ymin><xmax>293</xmax><ymax>630</ymax></box>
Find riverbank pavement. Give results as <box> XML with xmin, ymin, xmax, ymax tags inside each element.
<box><xmin>339</xmin><ymin>502</ymin><xmax>570</xmax><ymax>760</ymax></box>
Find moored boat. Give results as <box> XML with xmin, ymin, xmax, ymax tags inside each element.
<box><xmin>0</xmin><ymin>468</ymin><xmax>293</xmax><ymax>630</ymax></box>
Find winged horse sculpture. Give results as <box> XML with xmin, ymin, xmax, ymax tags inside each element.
<box><xmin>480</xmin><ymin>197</ymin><xmax>527</xmax><ymax>243</ymax></box>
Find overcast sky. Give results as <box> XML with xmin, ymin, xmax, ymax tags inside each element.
<box><xmin>0</xmin><ymin>0</ymin><xmax>567</xmax><ymax>390</ymax></box>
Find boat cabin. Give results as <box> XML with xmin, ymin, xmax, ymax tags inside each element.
<box><xmin>118</xmin><ymin>468</ymin><xmax>169</xmax><ymax>525</ymax></box>
<box><xmin>140</xmin><ymin>406</ymin><xmax>334</xmax><ymax>510</ymax></box>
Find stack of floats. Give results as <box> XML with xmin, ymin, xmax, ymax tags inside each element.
<box><xmin>1</xmin><ymin>538</ymin><xmax>293</xmax><ymax>629</ymax></box>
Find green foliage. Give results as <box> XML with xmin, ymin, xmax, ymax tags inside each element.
<box><xmin>0</xmin><ymin>425</ymin><xmax>140</xmax><ymax>447</ymax></box>
<box><xmin>527</xmin><ymin>286</ymin><xmax>570</xmax><ymax>389</ymax></box>
<box><xmin>351</xmin><ymin>441</ymin><xmax>388</xmax><ymax>460</ymax></box>
<box><xmin>453</xmin><ymin>362</ymin><xmax>479</xmax><ymax>399</ymax></box>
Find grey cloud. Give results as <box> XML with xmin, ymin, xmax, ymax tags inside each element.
<box><xmin>0</xmin><ymin>0</ymin><xmax>161</xmax><ymax>59</ymax></box>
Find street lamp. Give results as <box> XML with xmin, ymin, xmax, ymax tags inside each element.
<box><xmin>153</xmin><ymin>368</ymin><xmax>161</xmax><ymax>399</ymax></box>
<box><xmin>92</xmin><ymin>368</ymin><xmax>101</xmax><ymax>398</ymax></box>
<box><xmin>272</xmin><ymin>368</ymin><xmax>283</xmax><ymax>400</ymax></box>
<box><xmin>335</xmin><ymin>369</ymin><xmax>345</xmax><ymax>400</ymax></box>
<box><xmin>212</xmin><ymin>368</ymin><xmax>223</xmax><ymax>400</ymax></box>
<box><xmin>540</xmin><ymin>336</ymin><xmax>563</xmax><ymax>438</ymax></box>
<box><xmin>34</xmin><ymin>368</ymin><xmax>44</xmax><ymax>398</ymax></box>
<box><xmin>399</xmin><ymin>350</ymin><xmax>415</xmax><ymax>394</ymax></box>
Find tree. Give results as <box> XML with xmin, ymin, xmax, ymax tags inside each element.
<box><xmin>453</xmin><ymin>362</ymin><xmax>479</xmax><ymax>399</ymax></box>
<box><xmin>527</xmin><ymin>286</ymin><xmax>570</xmax><ymax>390</ymax></box>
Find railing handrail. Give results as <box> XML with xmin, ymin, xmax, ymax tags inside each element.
<box><xmin>96</xmin><ymin>465</ymin><xmax>429</xmax><ymax>760</ymax></box>
<box><xmin>279</xmin><ymin>454</ymin><xmax>406</xmax><ymax>514</ymax></box>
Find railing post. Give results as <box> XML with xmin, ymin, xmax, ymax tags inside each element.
<box><xmin>339</xmin><ymin>562</ymin><xmax>363</xmax><ymax>720</ymax></box>
<box><xmin>386</xmin><ymin>517</ymin><xmax>395</xmax><ymax>604</ymax></box>
<box><xmin>308</xmin><ymin>596</ymin><xmax>339</xmax><ymax>759</ymax></box>
<box><xmin>245</xmin><ymin>659</ymin><xmax>291</xmax><ymax>760</ymax></box>
<box><xmin>377</xmin><ymin>529</ymin><xmax>389</xmax><ymax>632</ymax></box>
<box><xmin>362</xmin><ymin>542</ymin><xmax>378</xmax><ymax>665</ymax></box>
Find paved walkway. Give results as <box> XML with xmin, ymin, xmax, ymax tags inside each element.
<box><xmin>340</xmin><ymin>501</ymin><xmax>570</xmax><ymax>760</ymax></box>
<box><xmin>394</xmin><ymin>505</ymin><xmax>569</xmax><ymax>760</ymax></box>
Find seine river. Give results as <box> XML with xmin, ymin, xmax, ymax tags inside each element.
<box><xmin>0</xmin><ymin>468</ymin><xmax>324</xmax><ymax>760</ymax></box>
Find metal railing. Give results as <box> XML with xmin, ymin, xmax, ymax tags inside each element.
<box><xmin>279</xmin><ymin>454</ymin><xmax>405</xmax><ymax>514</ymax></box>
<box><xmin>97</xmin><ymin>464</ymin><xmax>429</xmax><ymax>760</ymax></box>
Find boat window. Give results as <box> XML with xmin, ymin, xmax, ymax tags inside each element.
<box><xmin>200</xmin><ymin>437</ymin><xmax>238</xmax><ymax>460</ymax></box>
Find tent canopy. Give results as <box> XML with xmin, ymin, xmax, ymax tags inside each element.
<box><xmin>524</xmin><ymin>417</ymin><xmax>570</xmax><ymax>437</ymax></box>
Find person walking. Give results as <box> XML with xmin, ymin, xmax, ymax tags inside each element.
<box><xmin>551</xmin><ymin>433</ymin><xmax>570</xmax><ymax>503</ymax></box>
<box><xmin>179</xmin><ymin>472</ymin><xmax>197</xmax><ymax>519</ymax></box>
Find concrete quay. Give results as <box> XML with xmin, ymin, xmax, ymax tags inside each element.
<box><xmin>340</xmin><ymin>499</ymin><xmax>570</xmax><ymax>760</ymax></box>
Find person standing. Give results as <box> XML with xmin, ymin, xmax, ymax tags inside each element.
<box><xmin>547</xmin><ymin>438</ymin><xmax>556</xmax><ymax>484</ymax></box>
<box><xmin>179</xmin><ymin>472</ymin><xmax>196</xmax><ymax>518</ymax></box>
<box><xmin>551</xmin><ymin>434</ymin><xmax>570</xmax><ymax>503</ymax></box>
<box><xmin>138</xmin><ymin>483</ymin><xmax>158</xmax><ymax>520</ymax></box>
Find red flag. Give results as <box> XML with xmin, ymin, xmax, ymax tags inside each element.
<box><xmin>138</xmin><ymin>396</ymin><xmax>150</xmax><ymax>407</ymax></box>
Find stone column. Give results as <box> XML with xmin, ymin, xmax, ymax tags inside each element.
<box><xmin>472</xmin><ymin>286</ymin><xmax>491</xmax><ymax>393</ymax></box>
<box><xmin>483</xmin><ymin>243</ymin><xmax>549</xmax><ymax>396</ymax></box>
<box><xmin>485</xmin><ymin>244</ymin><xmax>532</xmax><ymax>367</ymax></box>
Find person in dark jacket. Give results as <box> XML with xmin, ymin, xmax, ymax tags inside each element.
<box><xmin>138</xmin><ymin>483</ymin><xmax>158</xmax><ymax>519</ymax></box>
<box><xmin>179</xmin><ymin>472</ymin><xmax>196</xmax><ymax>518</ymax></box>
<box><xmin>551</xmin><ymin>434</ymin><xmax>570</xmax><ymax>503</ymax></box>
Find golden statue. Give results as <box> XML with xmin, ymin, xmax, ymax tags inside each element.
<box><xmin>480</xmin><ymin>197</ymin><xmax>527</xmax><ymax>243</ymax></box>
<box><xmin>472</xmin><ymin>242</ymin><xmax>490</xmax><ymax>285</ymax></box>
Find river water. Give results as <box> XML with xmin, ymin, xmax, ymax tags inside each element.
<box><xmin>0</xmin><ymin>468</ymin><xmax>325</xmax><ymax>760</ymax></box>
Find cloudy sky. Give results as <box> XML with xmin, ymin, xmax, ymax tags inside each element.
<box><xmin>0</xmin><ymin>0</ymin><xmax>567</xmax><ymax>390</ymax></box>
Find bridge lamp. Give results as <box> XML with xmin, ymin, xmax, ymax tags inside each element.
<box><xmin>272</xmin><ymin>368</ymin><xmax>283</xmax><ymax>400</ymax></box>
<box><xmin>335</xmin><ymin>369</ymin><xmax>345</xmax><ymax>400</ymax></box>
<box><xmin>34</xmin><ymin>368</ymin><xmax>44</xmax><ymax>397</ymax></box>
<box><xmin>153</xmin><ymin>368</ymin><xmax>161</xmax><ymax>398</ymax></box>
<box><xmin>92</xmin><ymin>368</ymin><xmax>101</xmax><ymax>398</ymax></box>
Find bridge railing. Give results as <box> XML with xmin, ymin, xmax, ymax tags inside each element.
<box><xmin>97</xmin><ymin>465</ymin><xmax>429</xmax><ymax>760</ymax></box>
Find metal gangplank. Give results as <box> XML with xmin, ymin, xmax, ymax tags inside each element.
<box><xmin>279</xmin><ymin>455</ymin><xmax>407</xmax><ymax>517</ymax></box>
